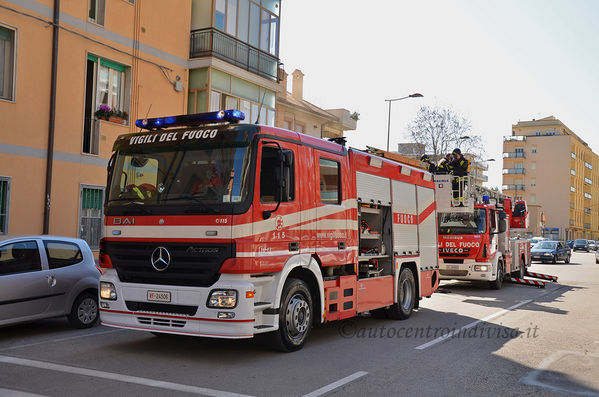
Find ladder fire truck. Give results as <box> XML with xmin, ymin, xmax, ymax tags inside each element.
<box><xmin>98</xmin><ymin>110</ymin><xmax>440</xmax><ymax>351</ymax></box>
<box><xmin>435</xmin><ymin>174</ymin><xmax>531</xmax><ymax>289</ymax></box>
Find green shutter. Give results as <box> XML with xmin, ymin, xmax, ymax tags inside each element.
<box><xmin>82</xmin><ymin>188</ymin><xmax>103</xmax><ymax>210</ymax></box>
<box><xmin>0</xmin><ymin>26</ymin><xmax>13</xmax><ymax>42</ymax></box>
<box><xmin>100</xmin><ymin>58</ymin><xmax>126</xmax><ymax>72</ymax></box>
<box><xmin>87</xmin><ymin>54</ymin><xmax>98</xmax><ymax>62</ymax></box>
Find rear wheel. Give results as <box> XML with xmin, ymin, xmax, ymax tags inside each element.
<box><xmin>268</xmin><ymin>278</ymin><xmax>313</xmax><ymax>352</ymax></box>
<box><xmin>552</xmin><ymin>255</ymin><xmax>557</xmax><ymax>264</ymax></box>
<box><xmin>68</xmin><ymin>292</ymin><xmax>98</xmax><ymax>329</ymax></box>
<box><xmin>489</xmin><ymin>262</ymin><xmax>504</xmax><ymax>290</ymax></box>
<box><xmin>386</xmin><ymin>267</ymin><xmax>416</xmax><ymax>320</ymax></box>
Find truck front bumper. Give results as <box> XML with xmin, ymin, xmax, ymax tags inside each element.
<box><xmin>438</xmin><ymin>259</ymin><xmax>495</xmax><ymax>281</ymax></box>
<box><xmin>99</xmin><ymin>270</ymin><xmax>256</xmax><ymax>338</ymax></box>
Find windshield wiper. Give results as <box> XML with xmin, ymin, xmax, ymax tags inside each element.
<box><xmin>160</xmin><ymin>194</ymin><xmax>221</xmax><ymax>214</ymax></box>
<box><xmin>109</xmin><ymin>199</ymin><xmax>153</xmax><ymax>215</ymax></box>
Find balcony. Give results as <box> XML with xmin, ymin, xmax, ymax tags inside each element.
<box><xmin>503</xmin><ymin>184</ymin><xmax>525</xmax><ymax>191</ymax></box>
<box><xmin>503</xmin><ymin>136</ymin><xmax>526</xmax><ymax>142</ymax></box>
<box><xmin>503</xmin><ymin>152</ymin><xmax>526</xmax><ymax>158</ymax></box>
<box><xmin>503</xmin><ymin>168</ymin><xmax>525</xmax><ymax>174</ymax></box>
<box><xmin>190</xmin><ymin>28</ymin><xmax>279</xmax><ymax>82</ymax></box>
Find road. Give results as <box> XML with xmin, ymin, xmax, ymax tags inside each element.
<box><xmin>1</xmin><ymin>252</ymin><xmax>598</xmax><ymax>397</ymax></box>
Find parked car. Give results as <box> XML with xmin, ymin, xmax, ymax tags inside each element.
<box><xmin>596</xmin><ymin>249</ymin><xmax>599</xmax><ymax>264</ymax></box>
<box><xmin>573</xmin><ymin>239</ymin><xmax>590</xmax><ymax>252</ymax></box>
<box><xmin>588</xmin><ymin>240</ymin><xmax>597</xmax><ymax>251</ymax></box>
<box><xmin>0</xmin><ymin>235</ymin><xmax>100</xmax><ymax>328</ymax></box>
<box><xmin>530</xmin><ymin>237</ymin><xmax>546</xmax><ymax>248</ymax></box>
<box><xmin>567</xmin><ymin>240</ymin><xmax>574</xmax><ymax>249</ymax></box>
<box><xmin>531</xmin><ymin>240</ymin><xmax>571</xmax><ymax>263</ymax></box>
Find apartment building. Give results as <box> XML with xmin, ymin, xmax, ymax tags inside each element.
<box><xmin>503</xmin><ymin>116</ymin><xmax>599</xmax><ymax>240</ymax></box>
<box><xmin>275</xmin><ymin>69</ymin><xmax>356</xmax><ymax>138</ymax></box>
<box><xmin>0</xmin><ymin>0</ymin><xmax>190</xmax><ymax>248</ymax></box>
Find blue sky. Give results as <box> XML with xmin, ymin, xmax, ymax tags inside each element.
<box><xmin>279</xmin><ymin>0</ymin><xmax>599</xmax><ymax>188</ymax></box>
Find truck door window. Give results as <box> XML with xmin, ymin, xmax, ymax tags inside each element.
<box><xmin>490</xmin><ymin>209</ymin><xmax>497</xmax><ymax>232</ymax></box>
<box><xmin>260</xmin><ymin>146</ymin><xmax>295</xmax><ymax>202</ymax></box>
<box><xmin>319</xmin><ymin>158</ymin><xmax>341</xmax><ymax>204</ymax></box>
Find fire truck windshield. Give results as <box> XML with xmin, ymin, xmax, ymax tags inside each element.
<box><xmin>106</xmin><ymin>143</ymin><xmax>251</xmax><ymax>214</ymax></box>
<box><xmin>438</xmin><ymin>209</ymin><xmax>487</xmax><ymax>235</ymax></box>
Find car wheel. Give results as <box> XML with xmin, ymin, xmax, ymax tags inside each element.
<box><xmin>565</xmin><ymin>255</ymin><xmax>570</xmax><ymax>264</ymax></box>
<box><xmin>552</xmin><ymin>256</ymin><xmax>557</xmax><ymax>264</ymax></box>
<box><xmin>68</xmin><ymin>292</ymin><xmax>99</xmax><ymax>329</ymax></box>
<box><xmin>268</xmin><ymin>278</ymin><xmax>312</xmax><ymax>352</ymax></box>
<box><xmin>386</xmin><ymin>267</ymin><xmax>416</xmax><ymax>320</ymax></box>
<box><xmin>489</xmin><ymin>262</ymin><xmax>503</xmax><ymax>290</ymax></box>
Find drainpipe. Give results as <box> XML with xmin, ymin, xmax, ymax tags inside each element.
<box><xmin>43</xmin><ymin>0</ymin><xmax>60</xmax><ymax>234</ymax></box>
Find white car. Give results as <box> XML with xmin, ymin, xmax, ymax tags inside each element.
<box><xmin>530</xmin><ymin>237</ymin><xmax>546</xmax><ymax>248</ymax></box>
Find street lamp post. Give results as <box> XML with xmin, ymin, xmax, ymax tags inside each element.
<box><xmin>385</xmin><ymin>93</ymin><xmax>423</xmax><ymax>152</ymax></box>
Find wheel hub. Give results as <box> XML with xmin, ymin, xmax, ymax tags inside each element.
<box><xmin>78</xmin><ymin>298</ymin><xmax>97</xmax><ymax>324</ymax></box>
<box><xmin>400</xmin><ymin>279</ymin><xmax>413</xmax><ymax>311</ymax></box>
<box><xmin>285</xmin><ymin>294</ymin><xmax>310</xmax><ymax>336</ymax></box>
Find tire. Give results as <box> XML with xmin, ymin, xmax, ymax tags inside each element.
<box><xmin>565</xmin><ymin>255</ymin><xmax>570</xmax><ymax>264</ymax></box>
<box><xmin>512</xmin><ymin>257</ymin><xmax>525</xmax><ymax>278</ymax></box>
<box><xmin>268</xmin><ymin>278</ymin><xmax>313</xmax><ymax>352</ymax></box>
<box><xmin>68</xmin><ymin>292</ymin><xmax>99</xmax><ymax>329</ymax></box>
<box><xmin>386</xmin><ymin>267</ymin><xmax>416</xmax><ymax>320</ymax></box>
<box><xmin>552</xmin><ymin>255</ymin><xmax>557</xmax><ymax>264</ymax></box>
<box><xmin>489</xmin><ymin>262</ymin><xmax>504</xmax><ymax>290</ymax></box>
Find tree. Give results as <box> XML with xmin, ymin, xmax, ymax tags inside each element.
<box><xmin>406</xmin><ymin>105</ymin><xmax>484</xmax><ymax>160</ymax></box>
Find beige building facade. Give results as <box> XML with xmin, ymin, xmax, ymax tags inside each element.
<box><xmin>503</xmin><ymin>116</ymin><xmax>599</xmax><ymax>240</ymax></box>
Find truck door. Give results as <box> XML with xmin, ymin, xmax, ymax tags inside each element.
<box><xmin>252</xmin><ymin>140</ymin><xmax>301</xmax><ymax>272</ymax></box>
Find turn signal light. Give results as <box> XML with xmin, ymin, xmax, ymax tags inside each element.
<box><xmin>246</xmin><ymin>290</ymin><xmax>255</xmax><ymax>299</ymax></box>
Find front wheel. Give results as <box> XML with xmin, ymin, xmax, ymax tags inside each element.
<box><xmin>565</xmin><ymin>255</ymin><xmax>570</xmax><ymax>264</ymax></box>
<box><xmin>489</xmin><ymin>262</ymin><xmax>504</xmax><ymax>290</ymax></box>
<box><xmin>268</xmin><ymin>278</ymin><xmax>313</xmax><ymax>352</ymax></box>
<box><xmin>386</xmin><ymin>267</ymin><xmax>416</xmax><ymax>320</ymax></box>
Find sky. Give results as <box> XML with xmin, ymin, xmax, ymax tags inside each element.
<box><xmin>278</xmin><ymin>0</ymin><xmax>599</xmax><ymax>188</ymax></box>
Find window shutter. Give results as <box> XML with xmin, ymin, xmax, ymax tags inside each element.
<box><xmin>100</xmin><ymin>58</ymin><xmax>126</xmax><ymax>72</ymax></box>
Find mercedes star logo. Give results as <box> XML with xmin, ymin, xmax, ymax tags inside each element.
<box><xmin>151</xmin><ymin>246</ymin><xmax>171</xmax><ymax>272</ymax></box>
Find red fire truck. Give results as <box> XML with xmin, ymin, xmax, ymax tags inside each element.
<box><xmin>98</xmin><ymin>110</ymin><xmax>440</xmax><ymax>351</ymax></box>
<box><xmin>435</xmin><ymin>177</ymin><xmax>530</xmax><ymax>289</ymax></box>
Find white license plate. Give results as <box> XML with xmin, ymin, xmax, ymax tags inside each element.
<box><xmin>147</xmin><ymin>290</ymin><xmax>171</xmax><ymax>303</ymax></box>
<box><xmin>447</xmin><ymin>265</ymin><xmax>459</xmax><ymax>270</ymax></box>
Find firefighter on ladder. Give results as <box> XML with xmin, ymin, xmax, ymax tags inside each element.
<box><xmin>420</xmin><ymin>154</ymin><xmax>437</xmax><ymax>173</ymax></box>
<box><xmin>450</xmin><ymin>148</ymin><xmax>469</xmax><ymax>206</ymax></box>
<box><xmin>436</xmin><ymin>153</ymin><xmax>453</xmax><ymax>174</ymax></box>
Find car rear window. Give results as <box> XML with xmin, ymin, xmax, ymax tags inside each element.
<box><xmin>44</xmin><ymin>241</ymin><xmax>83</xmax><ymax>269</ymax></box>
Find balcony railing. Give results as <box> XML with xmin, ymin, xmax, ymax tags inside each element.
<box><xmin>503</xmin><ymin>168</ymin><xmax>525</xmax><ymax>174</ymax></box>
<box><xmin>503</xmin><ymin>136</ymin><xmax>526</xmax><ymax>142</ymax></box>
<box><xmin>190</xmin><ymin>28</ymin><xmax>279</xmax><ymax>82</ymax></box>
<box><xmin>503</xmin><ymin>184</ymin><xmax>525</xmax><ymax>191</ymax></box>
<box><xmin>503</xmin><ymin>152</ymin><xmax>526</xmax><ymax>158</ymax></box>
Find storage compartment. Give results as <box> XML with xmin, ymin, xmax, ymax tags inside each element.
<box><xmin>358</xmin><ymin>203</ymin><xmax>393</xmax><ymax>279</ymax></box>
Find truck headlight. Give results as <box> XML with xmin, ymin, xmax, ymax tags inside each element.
<box><xmin>474</xmin><ymin>265</ymin><xmax>489</xmax><ymax>272</ymax></box>
<box><xmin>100</xmin><ymin>282</ymin><xmax>117</xmax><ymax>300</ymax></box>
<box><xmin>208</xmin><ymin>290</ymin><xmax>237</xmax><ymax>308</ymax></box>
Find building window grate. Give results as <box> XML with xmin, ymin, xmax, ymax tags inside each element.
<box><xmin>80</xmin><ymin>186</ymin><xmax>104</xmax><ymax>249</ymax></box>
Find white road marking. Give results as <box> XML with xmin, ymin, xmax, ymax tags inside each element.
<box><xmin>521</xmin><ymin>350</ymin><xmax>599</xmax><ymax>396</ymax></box>
<box><xmin>0</xmin><ymin>328</ymin><xmax>125</xmax><ymax>351</ymax></box>
<box><xmin>416</xmin><ymin>284</ymin><xmax>565</xmax><ymax>350</ymax></box>
<box><xmin>0</xmin><ymin>355</ymin><xmax>254</xmax><ymax>397</ymax></box>
<box><xmin>0</xmin><ymin>388</ymin><xmax>48</xmax><ymax>397</ymax></box>
<box><xmin>415</xmin><ymin>299</ymin><xmax>533</xmax><ymax>350</ymax></box>
<box><xmin>302</xmin><ymin>371</ymin><xmax>368</xmax><ymax>397</ymax></box>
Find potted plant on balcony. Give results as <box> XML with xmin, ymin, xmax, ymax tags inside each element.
<box><xmin>94</xmin><ymin>105</ymin><xmax>127</xmax><ymax>125</ymax></box>
<box><xmin>94</xmin><ymin>104</ymin><xmax>112</xmax><ymax>121</ymax></box>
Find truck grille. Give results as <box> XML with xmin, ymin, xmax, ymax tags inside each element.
<box><xmin>105</xmin><ymin>241</ymin><xmax>234</xmax><ymax>287</ymax></box>
<box><xmin>439</xmin><ymin>269</ymin><xmax>469</xmax><ymax>277</ymax></box>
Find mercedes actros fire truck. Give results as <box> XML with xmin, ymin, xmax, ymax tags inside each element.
<box><xmin>435</xmin><ymin>175</ymin><xmax>531</xmax><ymax>289</ymax></box>
<box><xmin>98</xmin><ymin>110</ymin><xmax>440</xmax><ymax>351</ymax></box>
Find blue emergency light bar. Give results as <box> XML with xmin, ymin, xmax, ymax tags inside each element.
<box><xmin>135</xmin><ymin>109</ymin><xmax>245</xmax><ymax>130</ymax></box>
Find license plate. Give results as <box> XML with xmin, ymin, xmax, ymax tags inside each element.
<box><xmin>147</xmin><ymin>290</ymin><xmax>171</xmax><ymax>303</ymax></box>
<box><xmin>447</xmin><ymin>265</ymin><xmax>459</xmax><ymax>270</ymax></box>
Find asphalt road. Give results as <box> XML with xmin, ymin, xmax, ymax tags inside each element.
<box><xmin>1</xmin><ymin>252</ymin><xmax>598</xmax><ymax>397</ymax></box>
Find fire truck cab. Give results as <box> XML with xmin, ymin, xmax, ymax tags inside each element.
<box><xmin>98</xmin><ymin>110</ymin><xmax>440</xmax><ymax>351</ymax></box>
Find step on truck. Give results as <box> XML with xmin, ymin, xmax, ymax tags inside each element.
<box><xmin>98</xmin><ymin>110</ymin><xmax>440</xmax><ymax>351</ymax></box>
<box><xmin>435</xmin><ymin>175</ymin><xmax>530</xmax><ymax>289</ymax></box>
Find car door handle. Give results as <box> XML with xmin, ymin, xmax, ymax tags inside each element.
<box><xmin>47</xmin><ymin>275</ymin><xmax>56</xmax><ymax>287</ymax></box>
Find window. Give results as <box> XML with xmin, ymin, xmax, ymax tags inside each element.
<box><xmin>0</xmin><ymin>177</ymin><xmax>10</xmax><ymax>234</ymax></box>
<box><xmin>570</xmin><ymin>202</ymin><xmax>575</xmax><ymax>209</ymax></box>
<box><xmin>585</xmin><ymin>162</ymin><xmax>593</xmax><ymax>170</ymax></box>
<box><xmin>44</xmin><ymin>241</ymin><xmax>83</xmax><ymax>269</ymax></box>
<box><xmin>585</xmin><ymin>208</ymin><xmax>591</xmax><ymax>214</ymax></box>
<box><xmin>585</xmin><ymin>177</ymin><xmax>592</xmax><ymax>185</ymax></box>
<box><xmin>572</xmin><ymin>152</ymin><xmax>576</xmax><ymax>159</ymax></box>
<box><xmin>0</xmin><ymin>25</ymin><xmax>15</xmax><ymax>101</ymax></box>
<box><xmin>531</xmin><ymin>179</ymin><xmax>536</xmax><ymax>187</ymax></box>
<box><xmin>531</xmin><ymin>162</ymin><xmax>536</xmax><ymax>170</ymax></box>
<box><xmin>532</xmin><ymin>147</ymin><xmax>537</xmax><ymax>154</ymax></box>
<box><xmin>571</xmin><ymin>169</ymin><xmax>576</xmax><ymax>176</ymax></box>
<box><xmin>0</xmin><ymin>241</ymin><xmax>41</xmax><ymax>275</ymax></box>
<box><xmin>571</xmin><ymin>186</ymin><xmax>575</xmax><ymax>192</ymax></box>
<box><xmin>529</xmin><ymin>195</ymin><xmax>535</xmax><ymax>204</ymax></box>
<box><xmin>260</xmin><ymin>146</ymin><xmax>294</xmax><ymax>202</ymax></box>
<box><xmin>88</xmin><ymin>0</ymin><xmax>106</xmax><ymax>25</ymax></box>
<box><xmin>319</xmin><ymin>158</ymin><xmax>340</xmax><ymax>204</ymax></box>
<box><xmin>83</xmin><ymin>55</ymin><xmax>129</xmax><ymax>154</ymax></box>
<box><xmin>515</xmin><ymin>163</ymin><xmax>523</xmax><ymax>169</ymax></box>
<box><xmin>585</xmin><ymin>193</ymin><xmax>592</xmax><ymax>200</ymax></box>
<box><xmin>79</xmin><ymin>186</ymin><xmax>104</xmax><ymax>250</ymax></box>
<box><xmin>515</xmin><ymin>148</ymin><xmax>524</xmax><ymax>153</ymax></box>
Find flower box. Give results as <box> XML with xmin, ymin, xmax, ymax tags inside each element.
<box><xmin>108</xmin><ymin>116</ymin><xmax>126</xmax><ymax>125</ymax></box>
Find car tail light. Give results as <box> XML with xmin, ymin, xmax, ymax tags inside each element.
<box><xmin>99</xmin><ymin>238</ymin><xmax>113</xmax><ymax>269</ymax></box>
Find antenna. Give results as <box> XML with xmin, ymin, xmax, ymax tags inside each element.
<box><xmin>139</xmin><ymin>104</ymin><xmax>152</xmax><ymax>132</ymax></box>
<box><xmin>255</xmin><ymin>92</ymin><xmax>266</xmax><ymax>124</ymax></box>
